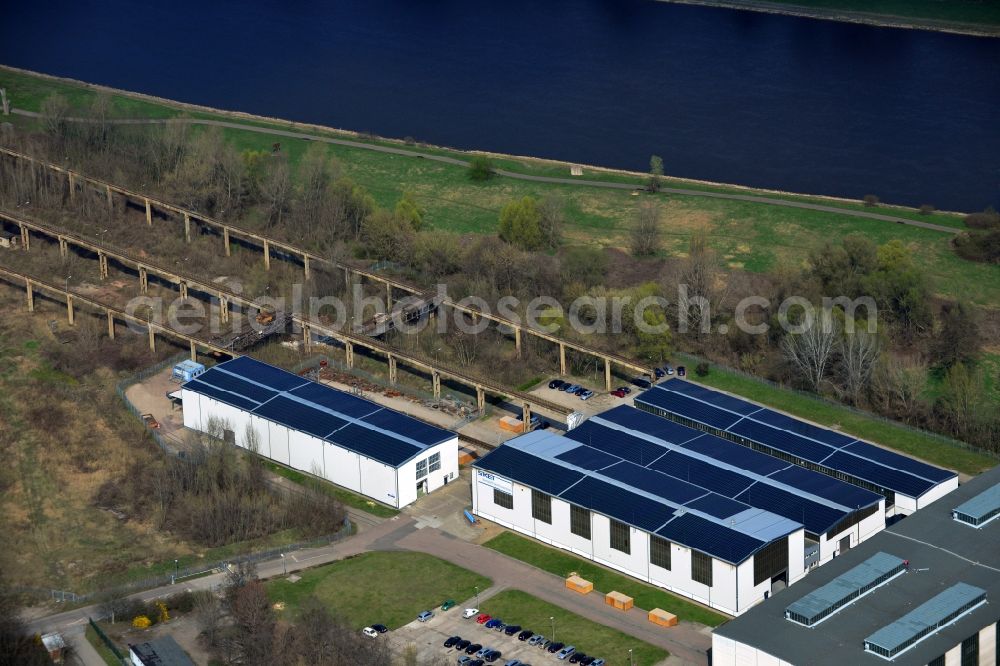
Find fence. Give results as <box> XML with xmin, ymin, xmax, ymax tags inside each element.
<box><xmin>115</xmin><ymin>351</ymin><xmax>187</xmax><ymax>456</ymax></box>
<box><xmin>88</xmin><ymin>617</ymin><xmax>126</xmax><ymax>664</ymax></box>
<box><xmin>673</xmin><ymin>351</ymin><xmax>998</xmax><ymax>461</ymax></box>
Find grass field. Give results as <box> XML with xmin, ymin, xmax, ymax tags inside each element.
<box><xmin>484</xmin><ymin>532</ymin><xmax>727</xmax><ymax>627</ymax></box>
<box><xmin>480</xmin><ymin>589</ymin><xmax>668</xmax><ymax>666</ymax></box>
<box><xmin>267</xmin><ymin>551</ymin><xmax>491</xmax><ymax>629</ymax></box>
<box><xmin>680</xmin><ymin>359</ymin><xmax>996</xmax><ymax>475</ymax></box>
<box><xmin>2</xmin><ymin>67</ymin><xmax>994</xmax><ymax>308</ymax></box>
<box><xmin>262</xmin><ymin>460</ymin><xmax>400</xmax><ymax>518</ymax></box>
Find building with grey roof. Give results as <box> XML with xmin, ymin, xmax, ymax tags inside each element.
<box><xmin>712</xmin><ymin>464</ymin><xmax>1000</xmax><ymax>666</ymax></box>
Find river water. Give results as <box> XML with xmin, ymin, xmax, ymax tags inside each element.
<box><xmin>2</xmin><ymin>0</ymin><xmax>998</xmax><ymax>210</ymax></box>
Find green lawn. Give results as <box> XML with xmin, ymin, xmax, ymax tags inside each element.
<box><xmin>262</xmin><ymin>460</ymin><xmax>400</xmax><ymax>518</ymax></box>
<box><xmin>481</xmin><ymin>589</ymin><xmax>668</xmax><ymax>666</ymax></box>
<box><xmin>680</xmin><ymin>359</ymin><xmax>996</xmax><ymax>475</ymax></box>
<box><xmin>484</xmin><ymin>532</ymin><xmax>727</xmax><ymax>627</ymax></box>
<box><xmin>267</xmin><ymin>551</ymin><xmax>491</xmax><ymax>629</ymax></box>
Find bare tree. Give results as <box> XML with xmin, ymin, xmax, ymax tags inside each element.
<box><xmin>871</xmin><ymin>355</ymin><xmax>927</xmax><ymax>417</ymax></box>
<box><xmin>629</xmin><ymin>200</ymin><xmax>661</xmax><ymax>257</ymax></box>
<box><xmin>261</xmin><ymin>156</ymin><xmax>292</xmax><ymax>227</ymax></box>
<box><xmin>837</xmin><ymin>330</ymin><xmax>881</xmax><ymax>404</ymax></box>
<box><xmin>675</xmin><ymin>234</ymin><xmax>727</xmax><ymax>336</ymax></box>
<box><xmin>781</xmin><ymin>315</ymin><xmax>839</xmax><ymax>392</ymax></box>
<box><xmin>40</xmin><ymin>94</ymin><xmax>70</xmax><ymax>140</ymax></box>
<box><xmin>537</xmin><ymin>193</ymin><xmax>565</xmax><ymax>249</ymax></box>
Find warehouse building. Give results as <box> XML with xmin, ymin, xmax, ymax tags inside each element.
<box><xmin>635</xmin><ymin>380</ymin><xmax>957</xmax><ymax>515</ymax></box>
<box><xmin>472</xmin><ymin>405</ymin><xmax>886</xmax><ymax>616</ymax></box>
<box><xmin>181</xmin><ymin>356</ymin><xmax>458</xmax><ymax>509</ymax></box>
<box><xmin>712</xmin><ymin>464</ymin><xmax>1000</xmax><ymax>666</ymax></box>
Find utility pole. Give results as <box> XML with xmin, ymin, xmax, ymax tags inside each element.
<box><xmin>550</xmin><ymin>616</ymin><xmax>555</xmax><ymax>643</ymax></box>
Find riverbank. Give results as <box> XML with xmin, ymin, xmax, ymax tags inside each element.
<box><xmin>658</xmin><ymin>0</ymin><xmax>1000</xmax><ymax>37</ymax></box>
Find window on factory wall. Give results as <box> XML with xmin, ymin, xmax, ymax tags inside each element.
<box><xmin>416</xmin><ymin>458</ymin><xmax>428</xmax><ymax>479</ymax></box>
<box><xmin>531</xmin><ymin>489</ymin><xmax>551</xmax><ymax>524</ymax></box>
<box><xmin>960</xmin><ymin>633</ymin><xmax>978</xmax><ymax>666</ymax></box>
<box><xmin>753</xmin><ymin>537</ymin><xmax>789</xmax><ymax>586</ymax></box>
<box><xmin>650</xmin><ymin>536</ymin><xmax>671</xmax><ymax>570</ymax></box>
<box><xmin>494</xmin><ymin>489</ymin><xmax>513</xmax><ymax>509</ymax></box>
<box><xmin>428</xmin><ymin>452</ymin><xmax>441</xmax><ymax>472</ymax></box>
<box><xmin>927</xmin><ymin>656</ymin><xmax>944</xmax><ymax>666</ymax></box>
<box><xmin>692</xmin><ymin>551</ymin><xmax>713</xmax><ymax>586</ymax></box>
<box><xmin>610</xmin><ymin>519</ymin><xmax>631</xmax><ymax>554</ymax></box>
<box><xmin>570</xmin><ymin>505</ymin><xmax>591</xmax><ymax>540</ymax></box>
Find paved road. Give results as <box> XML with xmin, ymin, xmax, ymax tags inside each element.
<box><xmin>25</xmin><ymin>516</ymin><xmax>711</xmax><ymax>665</ymax></box>
<box><xmin>10</xmin><ymin>109</ymin><xmax>960</xmax><ymax>234</ymax></box>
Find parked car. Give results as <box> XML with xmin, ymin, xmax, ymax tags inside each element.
<box><xmin>504</xmin><ymin>624</ymin><xmax>521</xmax><ymax>636</ymax></box>
<box><xmin>664</xmin><ymin>364</ymin><xmax>674</xmax><ymax>375</ymax></box>
<box><xmin>559</xmin><ymin>383</ymin><xmax>575</xmax><ymax>392</ymax></box>
<box><xmin>677</xmin><ymin>365</ymin><xmax>686</xmax><ymax>377</ymax></box>
<box><xmin>547</xmin><ymin>642</ymin><xmax>565</xmax><ymax>654</ymax></box>
<box><xmin>631</xmin><ymin>377</ymin><xmax>651</xmax><ymax>389</ymax></box>
<box><xmin>457</xmin><ymin>657</ymin><xmax>473</xmax><ymax>666</ymax></box>
<box><xmin>484</xmin><ymin>650</ymin><xmax>502</xmax><ymax>662</ymax></box>
<box><xmin>527</xmin><ymin>634</ymin><xmax>545</xmax><ymax>646</ymax></box>
<box><xmin>417</xmin><ymin>610</ymin><xmax>434</xmax><ymax>622</ymax></box>
<box><xmin>618</xmin><ymin>386</ymin><xmax>632</xmax><ymax>394</ymax></box>
<box><xmin>492</xmin><ymin>621</ymin><xmax>506</xmax><ymax>632</ymax></box>
<box><xmin>469</xmin><ymin>661</ymin><xmax>485</xmax><ymax>666</ymax></box>
<box><xmin>654</xmin><ymin>367</ymin><xmax>665</xmax><ymax>378</ymax></box>
<box><xmin>517</xmin><ymin>629</ymin><xmax>534</xmax><ymax>641</ymax></box>
<box><xmin>476</xmin><ymin>614</ymin><xmax>491</xmax><ymax>624</ymax></box>
<box><xmin>557</xmin><ymin>646</ymin><xmax>576</xmax><ymax>660</ymax></box>
<box><xmin>442</xmin><ymin>599</ymin><xmax>457</xmax><ymax>611</ymax></box>
<box><xmin>371</xmin><ymin>624</ymin><xmax>388</xmax><ymax>634</ymax></box>
<box><xmin>444</xmin><ymin>636</ymin><xmax>462</xmax><ymax>648</ymax></box>
<box><xmin>362</xmin><ymin>627</ymin><xmax>378</xmax><ymax>638</ymax></box>
<box><xmin>465</xmin><ymin>643</ymin><xmax>483</xmax><ymax>655</ymax></box>
<box><xmin>573</xmin><ymin>386</ymin><xmax>588</xmax><ymax>396</ymax></box>
<box><xmin>475</xmin><ymin>647</ymin><xmax>491</xmax><ymax>659</ymax></box>
<box><xmin>569</xmin><ymin>652</ymin><xmax>587</xmax><ymax>663</ymax></box>
<box><xmin>579</xmin><ymin>390</ymin><xmax>594</xmax><ymax>400</ymax></box>
<box><xmin>611</xmin><ymin>389</ymin><xmax>625</xmax><ymax>398</ymax></box>
<box><xmin>484</xmin><ymin>618</ymin><xmax>503</xmax><ymax>629</ymax></box>
<box><xmin>579</xmin><ymin>656</ymin><xmax>596</xmax><ymax>665</ymax></box>
<box><xmin>457</xmin><ymin>639</ymin><xmax>472</xmax><ymax>651</ymax></box>
<box><xmin>504</xmin><ymin>660</ymin><xmax>522</xmax><ymax>666</ymax></box>
<box><xmin>548</xmin><ymin>379</ymin><xmax>565</xmax><ymax>389</ymax></box>
<box><xmin>590</xmin><ymin>659</ymin><xmax>606</xmax><ymax>666</ymax></box>
<box><xmin>539</xmin><ymin>639</ymin><xmax>552</xmax><ymax>650</ymax></box>
<box><xmin>463</xmin><ymin>608</ymin><xmax>480</xmax><ymax>619</ymax></box>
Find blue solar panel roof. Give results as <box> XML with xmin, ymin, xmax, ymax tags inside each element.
<box><xmin>184</xmin><ymin>357</ymin><xmax>452</xmax><ymax>467</ymax></box>
<box><xmin>650</xmin><ymin>452</ymin><xmax>755</xmax><ymax>497</ymax></box>
<box><xmin>599</xmin><ymin>461</ymin><xmax>708</xmax><ymax>505</ymax></box>
<box><xmin>565</xmin><ymin>421</ymin><xmax>666</xmax><ymax>466</ymax></box>
<box><xmin>475</xmin><ymin>445</ymin><xmax>585</xmax><ymax>496</ymax></box>
<box><xmin>681</xmin><ymin>434</ymin><xmax>788</xmax><ymax>476</ymax></box>
<box><xmin>640</xmin><ymin>380</ymin><xmax>955</xmax><ymax>498</ymax></box>
<box><xmin>555</xmin><ymin>444</ymin><xmax>621</xmax><ymax>471</ymax></box>
<box><xmin>657</xmin><ymin>512</ymin><xmax>766</xmax><ymax>563</ymax></box>
<box><xmin>560</xmin><ymin>476</ymin><xmax>677</xmax><ymax>533</ymax></box>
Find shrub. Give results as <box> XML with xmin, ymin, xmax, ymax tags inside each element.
<box><xmin>964</xmin><ymin>207</ymin><xmax>1000</xmax><ymax>229</ymax></box>
<box><xmin>863</xmin><ymin>194</ymin><xmax>879</xmax><ymax>207</ymax></box>
<box><xmin>132</xmin><ymin>615</ymin><xmax>151</xmax><ymax>629</ymax></box>
<box><xmin>695</xmin><ymin>362</ymin><xmax>710</xmax><ymax>377</ymax></box>
<box><xmin>468</xmin><ymin>156</ymin><xmax>495</xmax><ymax>181</ymax></box>
<box><xmin>919</xmin><ymin>204</ymin><xmax>935</xmax><ymax>215</ymax></box>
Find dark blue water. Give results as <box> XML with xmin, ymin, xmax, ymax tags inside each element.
<box><xmin>3</xmin><ymin>0</ymin><xmax>999</xmax><ymax>210</ymax></box>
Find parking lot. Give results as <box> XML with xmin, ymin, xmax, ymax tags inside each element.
<box><xmin>386</xmin><ymin>606</ymin><xmax>596</xmax><ymax>666</ymax></box>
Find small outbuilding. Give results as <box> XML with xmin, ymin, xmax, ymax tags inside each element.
<box><xmin>0</xmin><ymin>230</ymin><xmax>19</xmax><ymax>249</ymax></box>
<box><xmin>129</xmin><ymin>636</ymin><xmax>195</xmax><ymax>666</ymax></box>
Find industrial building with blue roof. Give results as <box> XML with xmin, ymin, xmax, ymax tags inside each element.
<box><xmin>472</xmin><ymin>401</ymin><xmax>890</xmax><ymax>616</ymax></box>
<box><xmin>181</xmin><ymin>356</ymin><xmax>458</xmax><ymax>508</ymax></box>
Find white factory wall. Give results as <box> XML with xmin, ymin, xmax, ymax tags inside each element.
<box><xmin>817</xmin><ymin>499</ymin><xmax>887</xmax><ymax>565</ymax></box>
<box><xmin>181</xmin><ymin>390</ymin><xmax>456</xmax><ymax>509</ymax></box>
<box><xmin>915</xmin><ymin>476</ymin><xmax>960</xmax><ymax>511</ymax></box>
<box><xmin>471</xmin><ymin>471</ymin><xmax>804</xmax><ymax>616</ymax></box>
<box><xmin>712</xmin><ymin>635</ymin><xmax>795</xmax><ymax>666</ymax></box>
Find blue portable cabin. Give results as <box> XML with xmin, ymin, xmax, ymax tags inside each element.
<box><xmin>172</xmin><ymin>360</ymin><xmax>206</xmax><ymax>383</ymax></box>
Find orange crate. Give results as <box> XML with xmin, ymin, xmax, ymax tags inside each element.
<box><xmin>605</xmin><ymin>591</ymin><xmax>633</xmax><ymax>611</ymax></box>
<box><xmin>648</xmin><ymin>608</ymin><xmax>678</xmax><ymax>627</ymax></box>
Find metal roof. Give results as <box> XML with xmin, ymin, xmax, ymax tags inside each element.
<box><xmin>183</xmin><ymin>357</ymin><xmax>453</xmax><ymax>466</ymax></box>
<box><xmin>636</xmin><ymin>380</ymin><xmax>956</xmax><ymax>499</ymax></box>
<box><xmin>952</xmin><ymin>482</ymin><xmax>1000</xmax><ymax>527</ymax></box>
<box><xmin>863</xmin><ymin>582</ymin><xmax>987</xmax><ymax>659</ymax></box>
<box><xmin>785</xmin><ymin>552</ymin><xmax>906</xmax><ymax>626</ymax></box>
<box><xmin>474</xmin><ymin>426</ymin><xmax>803</xmax><ymax>564</ymax></box>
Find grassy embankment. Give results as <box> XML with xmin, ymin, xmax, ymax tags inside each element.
<box><xmin>484</xmin><ymin>532</ymin><xmax>727</xmax><ymax>627</ymax></box>
<box><xmin>735</xmin><ymin>0</ymin><xmax>1000</xmax><ymax>27</ymax></box>
<box><xmin>267</xmin><ymin>551</ymin><xmax>490</xmax><ymax>629</ymax></box>
<box><xmin>683</xmin><ymin>360</ymin><xmax>996</xmax><ymax>475</ymax></box>
<box><xmin>262</xmin><ymin>460</ymin><xmax>400</xmax><ymax>519</ymax></box>
<box><xmin>481</xmin><ymin>589</ymin><xmax>669</xmax><ymax>665</ymax></box>
<box><xmin>2</xmin><ymin>66</ymin><xmax>994</xmax><ymax>307</ymax></box>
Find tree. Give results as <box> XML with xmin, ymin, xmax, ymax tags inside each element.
<box><xmin>362</xmin><ymin>209</ymin><xmax>416</xmax><ymax>263</ymax></box>
<box><xmin>781</xmin><ymin>314</ymin><xmax>839</xmax><ymax>392</ymax></box>
<box><xmin>648</xmin><ymin>154</ymin><xmax>664</xmax><ymax>192</ymax></box>
<box><xmin>863</xmin><ymin>194</ymin><xmax>880</xmax><ymax>207</ymax></box>
<box><xmin>537</xmin><ymin>194</ymin><xmax>564</xmax><ymax>249</ymax></box>
<box><xmin>40</xmin><ymin>93</ymin><xmax>70</xmax><ymax>139</ymax></box>
<box><xmin>629</xmin><ymin>200</ymin><xmax>661</xmax><ymax>257</ymax></box>
<box><xmin>394</xmin><ymin>190</ymin><xmax>425</xmax><ymax>231</ymax></box>
<box><xmin>931</xmin><ymin>301</ymin><xmax>981</xmax><ymax>368</ymax></box>
<box><xmin>225</xmin><ymin>581</ymin><xmax>276</xmax><ymax>665</ymax></box>
<box><xmin>498</xmin><ymin>196</ymin><xmax>544</xmax><ymax>250</ymax></box>
<box><xmin>636</xmin><ymin>307</ymin><xmax>672</xmax><ymax>362</ymax></box>
<box><xmin>468</xmin><ymin>155</ymin><xmax>495</xmax><ymax>181</ymax></box>
<box><xmin>838</xmin><ymin>329</ymin><xmax>881</xmax><ymax>405</ymax></box>
<box><xmin>260</xmin><ymin>155</ymin><xmax>292</xmax><ymax>227</ymax></box>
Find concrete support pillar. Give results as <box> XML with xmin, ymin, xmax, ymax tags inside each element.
<box><xmin>179</xmin><ymin>282</ymin><xmax>188</xmax><ymax>300</ymax></box>
<box><xmin>223</xmin><ymin>227</ymin><xmax>231</xmax><ymax>256</ymax></box>
<box><xmin>189</xmin><ymin>340</ymin><xmax>197</xmax><ymax>361</ymax></box>
<box><xmin>515</xmin><ymin>328</ymin><xmax>522</xmax><ymax>358</ymax></box>
<box><xmin>145</xmin><ymin>199</ymin><xmax>152</xmax><ymax>226</ymax></box>
<box><xmin>219</xmin><ymin>295</ymin><xmax>230</xmax><ymax>324</ymax></box>
<box><xmin>66</xmin><ymin>296</ymin><xmax>74</xmax><ymax>325</ymax></box>
<box><xmin>303</xmin><ymin>254</ymin><xmax>310</xmax><ymax>280</ymax></box>
<box><xmin>68</xmin><ymin>173</ymin><xmax>75</xmax><ymax>200</ymax></box>
<box><xmin>559</xmin><ymin>342</ymin><xmax>567</xmax><ymax>375</ymax></box>
<box><xmin>476</xmin><ymin>386</ymin><xmax>486</xmax><ymax>413</ymax></box>
<box><xmin>148</xmin><ymin>327</ymin><xmax>156</xmax><ymax>352</ymax></box>
<box><xmin>388</xmin><ymin>354</ymin><xmax>397</xmax><ymax>385</ymax></box>
<box><xmin>19</xmin><ymin>224</ymin><xmax>29</xmax><ymax>250</ymax></box>
<box><xmin>25</xmin><ymin>280</ymin><xmax>34</xmax><ymax>312</ymax></box>
<box><xmin>604</xmin><ymin>358</ymin><xmax>612</xmax><ymax>392</ymax></box>
<box><xmin>344</xmin><ymin>267</ymin><xmax>351</xmax><ymax>289</ymax></box>
<box><xmin>105</xmin><ymin>185</ymin><xmax>113</xmax><ymax>211</ymax></box>
<box><xmin>139</xmin><ymin>266</ymin><xmax>148</xmax><ymax>294</ymax></box>
<box><xmin>263</xmin><ymin>239</ymin><xmax>270</xmax><ymax>270</ymax></box>
<box><xmin>522</xmin><ymin>403</ymin><xmax>532</xmax><ymax>428</ymax></box>
<box><xmin>183</xmin><ymin>213</ymin><xmax>191</xmax><ymax>243</ymax></box>
<box><xmin>59</xmin><ymin>237</ymin><xmax>68</xmax><ymax>258</ymax></box>
<box><xmin>345</xmin><ymin>341</ymin><xmax>354</xmax><ymax>368</ymax></box>
<box><xmin>107</xmin><ymin>311</ymin><xmax>115</xmax><ymax>339</ymax></box>
<box><xmin>432</xmin><ymin>371</ymin><xmax>441</xmax><ymax>399</ymax></box>
<box><xmin>386</xmin><ymin>283</ymin><xmax>392</xmax><ymax>311</ymax></box>
<box><xmin>98</xmin><ymin>251</ymin><xmax>109</xmax><ymax>279</ymax></box>
<box><xmin>302</xmin><ymin>324</ymin><xmax>311</xmax><ymax>352</ymax></box>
